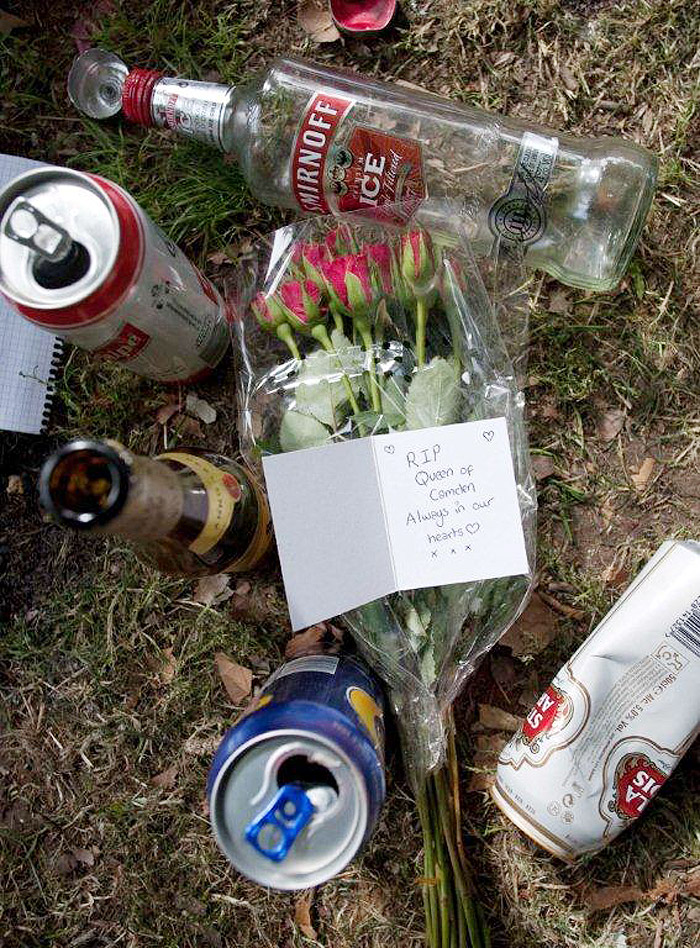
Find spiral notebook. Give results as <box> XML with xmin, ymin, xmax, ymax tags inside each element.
<box><xmin>0</xmin><ymin>154</ymin><xmax>62</xmax><ymax>434</ymax></box>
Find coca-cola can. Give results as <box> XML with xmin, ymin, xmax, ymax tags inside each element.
<box><xmin>0</xmin><ymin>167</ymin><xmax>230</xmax><ymax>383</ymax></box>
<box><xmin>492</xmin><ymin>540</ymin><xmax>700</xmax><ymax>861</ymax></box>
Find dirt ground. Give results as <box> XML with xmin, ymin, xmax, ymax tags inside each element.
<box><xmin>1</xmin><ymin>1</ymin><xmax>699</xmax><ymax>947</ymax></box>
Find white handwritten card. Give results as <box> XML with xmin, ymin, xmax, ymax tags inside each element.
<box><xmin>262</xmin><ymin>417</ymin><xmax>529</xmax><ymax>630</ymax></box>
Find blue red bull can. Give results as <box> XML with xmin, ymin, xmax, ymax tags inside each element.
<box><xmin>207</xmin><ymin>654</ymin><xmax>386</xmax><ymax>890</ymax></box>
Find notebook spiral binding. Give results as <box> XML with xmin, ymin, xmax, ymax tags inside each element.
<box><xmin>40</xmin><ymin>338</ymin><xmax>65</xmax><ymax>432</ymax></box>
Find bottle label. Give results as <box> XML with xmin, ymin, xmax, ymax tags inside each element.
<box><xmin>151</xmin><ymin>77</ymin><xmax>230</xmax><ymax>149</ymax></box>
<box><xmin>488</xmin><ymin>132</ymin><xmax>558</xmax><ymax>246</ymax></box>
<box><xmin>290</xmin><ymin>92</ymin><xmax>426</xmax><ymax>223</ymax></box>
<box><xmin>224</xmin><ymin>474</ymin><xmax>272</xmax><ymax>572</ymax></box>
<box><xmin>291</xmin><ymin>92</ymin><xmax>354</xmax><ymax>214</ymax></box>
<box><xmin>157</xmin><ymin>452</ymin><xmax>240</xmax><ymax>555</ymax></box>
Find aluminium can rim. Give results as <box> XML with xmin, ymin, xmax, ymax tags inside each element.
<box><xmin>0</xmin><ymin>167</ymin><xmax>122</xmax><ymax>310</ymax></box>
<box><xmin>209</xmin><ymin>727</ymin><xmax>369</xmax><ymax>891</ymax></box>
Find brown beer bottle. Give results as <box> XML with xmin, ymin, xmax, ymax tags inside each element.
<box><xmin>39</xmin><ymin>439</ymin><xmax>272</xmax><ymax>577</ymax></box>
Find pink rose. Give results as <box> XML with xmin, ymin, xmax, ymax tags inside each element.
<box><xmin>279</xmin><ymin>279</ymin><xmax>323</xmax><ymax>333</ymax></box>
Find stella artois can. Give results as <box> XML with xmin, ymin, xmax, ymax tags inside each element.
<box><xmin>0</xmin><ymin>167</ymin><xmax>230</xmax><ymax>383</ymax></box>
<box><xmin>492</xmin><ymin>540</ymin><xmax>700</xmax><ymax>861</ymax></box>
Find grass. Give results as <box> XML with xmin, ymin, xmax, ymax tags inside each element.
<box><xmin>1</xmin><ymin>0</ymin><xmax>699</xmax><ymax>946</ymax></box>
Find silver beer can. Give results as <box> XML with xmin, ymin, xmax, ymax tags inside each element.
<box><xmin>0</xmin><ymin>167</ymin><xmax>230</xmax><ymax>383</ymax></box>
<box><xmin>492</xmin><ymin>540</ymin><xmax>700</xmax><ymax>861</ymax></box>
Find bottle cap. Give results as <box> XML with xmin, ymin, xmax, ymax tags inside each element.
<box><xmin>67</xmin><ymin>48</ymin><xmax>129</xmax><ymax>119</ymax></box>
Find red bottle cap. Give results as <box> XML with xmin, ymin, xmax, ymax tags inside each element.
<box><xmin>122</xmin><ymin>68</ymin><xmax>162</xmax><ymax>126</ymax></box>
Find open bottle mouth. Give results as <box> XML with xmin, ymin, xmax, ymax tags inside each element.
<box><xmin>39</xmin><ymin>440</ymin><xmax>130</xmax><ymax>529</ymax></box>
<box><xmin>67</xmin><ymin>48</ymin><xmax>129</xmax><ymax>119</ymax></box>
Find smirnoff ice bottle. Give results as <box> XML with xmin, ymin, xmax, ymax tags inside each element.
<box><xmin>68</xmin><ymin>49</ymin><xmax>658</xmax><ymax>293</ymax></box>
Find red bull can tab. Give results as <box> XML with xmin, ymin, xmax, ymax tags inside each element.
<box><xmin>207</xmin><ymin>654</ymin><xmax>386</xmax><ymax>889</ymax></box>
<box><xmin>0</xmin><ymin>167</ymin><xmax>230</xmax><ymax>383</ymax></box>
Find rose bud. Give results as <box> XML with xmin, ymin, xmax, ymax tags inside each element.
<box><xmin>364</xmin><ymin>243</ymin><xmax>393</xmax><ymax>296</ymax></box>
<box><xmin>400</xmin><ymin>229</ymin><xmax>435</xmax><ymax>288</ymax></box>
<box><xmin>300</xmin><ymin>242</ymin><xmax>331</xmax><ymax>293</ymax></box>
<box><xmin>251</xmin><ymin>290</ymin><xmax>301</xmax><ymax>361</ymax></box>
<box><xmin>279</xmin><ymin>279</ymin><xmax>324</xmax><ymax>334</ymax></box>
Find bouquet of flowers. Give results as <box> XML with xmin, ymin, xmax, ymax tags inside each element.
<box><xmin>232</xmin><ymin>213</ymin><xmax>536</xmax><ymax>947</ymax></box>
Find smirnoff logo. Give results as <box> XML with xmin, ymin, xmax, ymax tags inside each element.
<box><xmin>611</xmin><ymin>754</ymin><xmax>667</xmax><ymax>820</ymax></box>
<box><xmin>522</xmin><ymin>685</ymin><xmax>568</xmax><ymax>743</ymax></box>
<box><xmin>165</xmin><ymin>93</ymin><xmax>180</xmax><ymax>130</ymax></box>
<box><xmin>291</xmin><ymin>92</ymin><xmax>353</xmax><ymax>214</ymax></box>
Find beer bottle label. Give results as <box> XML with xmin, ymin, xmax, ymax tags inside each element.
<box><xmin>158</xmin><ymin>451</ymin><xmax>240</xmax><ymax>555</ymax></box>
<box><xmin>224</xmin><ymin>474</ymin><xmax>272</xmax><ymax>572</ymax></box>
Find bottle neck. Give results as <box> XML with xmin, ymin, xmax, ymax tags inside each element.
<box><xmin>40</xmin><ymin>440</ymin><xmax>185</xmax><ymax>541</ymax></box>
<box><xmin>121</xmin><ymin>69</ymin><xmax>238</xmax><ymax>152</ymax></box>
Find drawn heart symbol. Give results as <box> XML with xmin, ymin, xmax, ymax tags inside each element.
<box><xmin>465</xmin><ymin>523</ymin><xmax>480</xmax><ymax>535</ymax></box>
<box><xmin>384</xmin><ymin>445</ymin><xmax>395</xmax><ymax>454</ymax></box>
<box><xmin>482</xmin><ymin>430</ymin><xmax>495</xmax><ymax>442</ymax></box>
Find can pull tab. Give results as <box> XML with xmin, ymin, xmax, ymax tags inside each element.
<box><xmin>4</xmin><ymin>200</ymin><xmax>74</xmax><ymax>263</ymax></box>
<box><xmin>245</xmin><ymin>784</ymin><xmax>314</xmax><ymax>863</ymax></box>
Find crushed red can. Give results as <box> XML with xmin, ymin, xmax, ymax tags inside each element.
<box><xmin>0</xmin><ymin>167</ymin><xmax>230</xmax><ymax>383</ymax></box>
<box><xmin>492</xmin><ymin>540</ymin><xmax>700</xmax><ymax>861</ymax></box>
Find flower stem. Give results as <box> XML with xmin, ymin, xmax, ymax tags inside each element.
<box><xmin>331</xmin><ymin>308</ymin><xmax>344</xmax><ymax>334</ymax></box>
<box><xmin>310</xmin><ymin>323</ymin><xmax>363</xmax><ymax>420</ymax></box>
<box><xmin>416</xmin><ymin>296</ymin><xmax>428</xmax><ymax>367</ymax></box>
<box><xmin>355</xmin><ymin>317</ymin><xmax>382</xmax><ymax>412</ymax></box>
<box><xmin>275</xmin><ymin>323</ymin><xmax>300</xmax><ymax>361</ymax></box>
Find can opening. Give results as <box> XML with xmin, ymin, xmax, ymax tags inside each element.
<box><xmin>33</xmin><ymin>241</ymin><xmax>91</xmax><ymax>289</ymax></box>
<box><xmin>277</xmin><ymin>755</ymin><xmax>339</xmax><ymax>796</ymax></box>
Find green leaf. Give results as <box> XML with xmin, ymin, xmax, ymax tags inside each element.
<box><xmin>330</xmin><ymin>328</ymin><xmax>363</xmax><ymax>390</ymax></box>
<box><xmin>279</xmin><ymin>409</ymin><xmax>330</xmax><ymax>452</ymax></box>
<box><xmin>405</xmin><ymin>357</ymin><xmax>461</xmax><ymax>430</ymax></box>
<box><xmin>379</xmin><ymin>374</ymin><xmax>407</xmax><ymax>428</ymax></box>
<box><xmin>295</xmin><ymin>350</ymin><xmax>348</xmax><ymax>427</ymax></box>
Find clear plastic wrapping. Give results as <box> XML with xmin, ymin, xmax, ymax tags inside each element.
<box><xmin>231</xmin><ymin>211</ymin><xmax>536</xmax><ymax>782</ymax></box>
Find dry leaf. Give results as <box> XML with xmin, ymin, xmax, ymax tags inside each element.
<box><xmin>6</xmin><ymin>474</ymin><xmax>23</xmax><ymax>495</ymax></box>
<box><xmin>294</xmin><ymin>893</ymin><xmax>317</xmax><ymax>939</ymax></box>
<box><xmin>215</xmin><ymin>651</ymin><xmax>252</xmax><ymax>704</ymax></box>
<box><xmin>598</xmin><ymin>409</ymin><xmax>626</xmax><ymax>442</ymax></box>
<box><xmin>478</xmin><ymin>704</ymin><xmax>521</xmax><ymax>731</ymax></box>
<box><xmin>500</xmin><ymin>594</ymin><xmax>558</xmax><ymax>658</ymax></box>
<box><xmin>475</xmin><ymin>733</ymin><xmax>507</xmax><ymax>755</ymax></box>
<box><xmin>179</xmin><ymin>416</ymin><xmax>204</xmax><ymax>440</ymax></box>
<box><xmin>548</xmin><ymin>289</ymin><xmax>571</xmax><ymax>314</ymax></box>
<box><xmin>207</xmin><ymin>250</ymin><xmax>231</xmax><ymax>266</ymax></box>
<box><xmin>155</xmin><ymin>402</ymin><xmax>180</xmax><ymax>425</ymax></box>
<box><xmin>285</xmin><ymin>623</ymin><xmax>344</xmax><ymax>659</ymax></box>
<box><xmin>538</xmin><ymin>590</ymin><xmax>585</xmax><ymax>620</ymax></box>
<box><xmin>193</xmin><ymin>574</ymin><xmax>234</xmax><ymax>606</ymax></box>
<box><xmin>185</xmin><ymin>393</ymin><xmax>217</xmax><ymax>425</ymax></box>
<box><xmin>467</xmin><ymin>771</ymin><xmax>495</xmax><ymax>792</ymax></box>
<box><xmin>151</xmin><ymin>764</ymin><xmax>178</xmax><ymax>789</ymax></box>
<box><xmin>560</xmin><ymin>63</ymin><xmax>578</xmax><ymax>93</ymax></box>
<box><xmin>159</xmin><ymin>646</ymin><xmax>177</xmax><ymax>684</ymax></box>
<box><xmin>530</xmin><ymin>454</ymin><xmax>555</xmax><ymax>481</ymax></box>
<box><xmin>631</xmin><ymin>457</ymin><xmax>656</xmax><ymax>491</ymax></box>
<box><xmin>586</xmin><ymin>885</ymin><xmax>645</xmax><ymax>911</ymax></box>
<box><xmin>298</xmin><ymin>0</ymin><xmax>340</xmax><ymax>43</ymax></box>
<box><xmin>72</xmin><ymin>847</ymin><xmax>95</xmax><ymax>867</ymax></box>
<box><xmin>0</xmin><ymin>10</ymin><xmax>28</xmax><ymax>34</ymax></box>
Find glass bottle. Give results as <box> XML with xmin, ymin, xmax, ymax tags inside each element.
<box><xmin>39</xmin><ymin>439</ymin><xmax>272</xmax><ymax>577</ymax></box>
<box><xmin>68</xmin><ymin>49</ymin><xmax>657</xmax><ymax>292</ymax></box>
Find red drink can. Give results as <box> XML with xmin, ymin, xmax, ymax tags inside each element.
<box><xmin>0</xmin><ymin>167</ymin><xmax>230</xmax><ymax>383</ymax></box>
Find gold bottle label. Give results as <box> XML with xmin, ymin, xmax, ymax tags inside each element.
<box><xmin>224</xmin><ymin>474</ymin><xmax>272</xmax><ymax>572</ymax></box>
<box><xmin>158</xmin><ymin>452</ymin><xmax>239</xmax><ymax>556</ymax></box>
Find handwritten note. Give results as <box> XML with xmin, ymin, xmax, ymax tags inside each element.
<box><xmin>262</xmin><ymin>418</ymin><xmax>529</xmax><ymax>630</ymax></box>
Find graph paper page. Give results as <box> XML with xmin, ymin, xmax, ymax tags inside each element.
<box><xmin>0</xmin><ymin>154</ymin><xmax>61</xmax><ymax>434</ymax></box>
